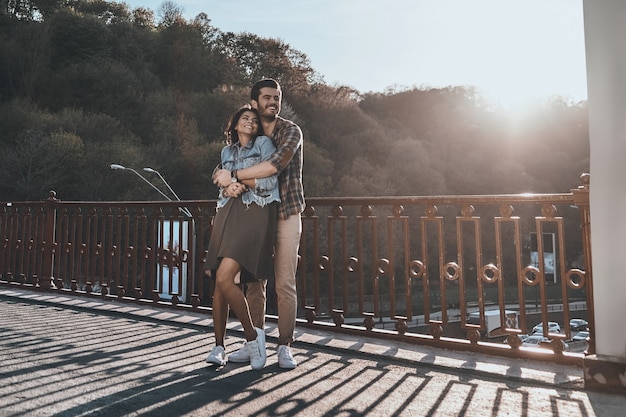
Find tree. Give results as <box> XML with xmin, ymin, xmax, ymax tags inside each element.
<box><xmin>0</xmin><ymin>129</ymin><xmax>85</xmax><ymax>200</ymax></box>
<box><xmin>47</xmin><ymin>9</ymin><xmax>111</xmax><ymax>70</ymax></box>
<box><xmin>0</xmin><ymin>0</ymin><xmax>591</xmax><ymax>203</ymax></box>
<box><xmin>131</xmin><ymin>6</ymin><xmax>154</xmax><ymax>28</ymax></box>
<box><xmin>4</xmin><ymin>0</ymin><xmax>29</xmax><ymax>20</ymax></box>
<box><xmin>215</xmin><ymin>32</ymin><xmax>319</xmax><ymax>95</ymax></box>
<box><xmin>0</xmin><ymin>15</ymin><xmax>50</xmax><ymax>100</ymax></box>
<box><xmin>156</xmin><ymin>0</ymin><xmax>183</xmax><ymax>27</ymax></box>
<box><xmin>302</xmin><ymin>141</ymin><xmax>334</xmax><ymax>197</ymax></box>
<box><xmin>75</xmin><ymin>0</ymin><xmax>132</xmax><ymax>24</ymax></box>
<box><xmin>385</xmin><ymin>139</ymin><xmax>447</xmax><ymax>196</ymax></box>
<box><xmin>337</xmin><ymin>156</ymin><xmax>397</xmax><ymax>197</ymax></box>
<box><xmin>152</xmin><ymin>17</ymin><xmax>229</xmax><ymax>93</ymax></box>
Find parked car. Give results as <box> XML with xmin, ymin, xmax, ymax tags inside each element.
<box><xmin>522</xmin><ymin>334</ymin><xmax>550</xmax><ymax>347</ymax></box>
<box><xmin>532</xmin><ymin>321</ymin><xmax>560</xmax><ymax>334</ymax></box>
<box><xmin>505</xmin><ymin>334</ymin><xmax>529</xmax><ymax>344</ymax></box>
<box><xmin>572</xmin><ymin>330</ymin><xmax>589</xmax><ymax>342</ymax></box>
<box><xmin>522</xmin><ymin>335</ymin><xmax>551</xmax><ymax>347</ymax></box>
<box><xmin>522</xmin><ymin>334</ymin><xmax>569</xmax><ymax>350</ymax></box>
<box><xmin>569</xmin><ymin>319</ymin><xmax>588</xmax><ymax>331</ymax></box>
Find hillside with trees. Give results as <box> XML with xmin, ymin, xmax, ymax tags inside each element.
<box><xmin>0</xmin><ymin>0</ymin><xmax>589</xmax><ymax>202</ymax></box>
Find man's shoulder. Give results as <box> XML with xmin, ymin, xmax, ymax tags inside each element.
<box><xmin>276</xmin><ymin>116</ymin><xmax>301</xmax><ymax>131</ymax></box>
<box><xmin>275</xmin><ymin>116</ymin><xmax>302</xmax><ymax>136</ymax></box>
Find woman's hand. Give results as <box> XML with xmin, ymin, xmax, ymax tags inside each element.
<box><xmin>222</xmin><ymin>182</ymin><xmax>246</xmax><ymax>198</ymax></box>
<box><xmin>213</xmin><ymin>169</ymin><xmax>233</xmax><ymax>188</ymax></box>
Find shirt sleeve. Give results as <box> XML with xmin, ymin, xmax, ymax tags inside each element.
<box><xmin>216</xmin><ymin>146</ymin><xmax>231</xmax><ymax>204</ymax></box>
<box><xmin>253</xmin><ymin>136</ymin><xmax>279</xmax><ymax>195</ymax></box>
<box><xmin>268</xmin><ymin>121</ymin><xmax>303</xmax><ymax>174</ymax></box>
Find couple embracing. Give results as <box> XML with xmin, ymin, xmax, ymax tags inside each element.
<box><xmin>204</xmin><ymin>78</ymin><xmax>304</xmax><ymax>370</ymax></box>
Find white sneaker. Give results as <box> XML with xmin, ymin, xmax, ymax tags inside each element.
<box><xmin>228</xmin><ymin>346</ymin><xmax>251</xmax><ymax>363</ymax></box>
<box><xmin>205</xmin><ymin>345</ymin><xmax>227</xmax><ymax>366</ymax></box>
<box><xmin>277</xmin><ymin>345</ymin><xmax>297</xmax><ymax>369</ymax></box>
<box><xmin>243</xmin><ymin>327</ymin><xmax>266</xmax><ymax>370</ymax></box>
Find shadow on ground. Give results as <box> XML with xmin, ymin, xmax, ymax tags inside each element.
<box><xmin>1</xmin><ymin>295</ymin><xmax>624</xmax><ymax>417</ymax></box>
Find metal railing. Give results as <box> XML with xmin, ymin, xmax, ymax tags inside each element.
<box><xmin>0</xmin><ymin>174</ymin><xmax>592</xmax><ymax>365</ymax></box>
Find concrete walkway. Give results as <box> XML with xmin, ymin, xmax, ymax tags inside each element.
<box><xmin>1</xmin><ymin>288</ymin><xmax>624</xmax><ymax>417</ymax></box>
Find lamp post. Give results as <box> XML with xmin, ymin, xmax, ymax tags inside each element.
<box><xmin>111</xmin><ymin>163</ymin><xmax>195</xmax><ymax>303</ymax></box>
<box><xmin>110</xmin><ymin>164</ymin><xmax>172</xmax><ymax>201</ymax></box>
<box><xmin>143</xmin><ymin>167</ymin><xmax>182</xmax><ymax>201</ymax></box>
<box><xmin>110</xmin><ymin>164</ymin><xmax>192</xmax><ymax>218</ymax></box>
<box><xmin>143</xmin><ymin>167</ymin><xmax>192</xmax><ymax>218</ymax></box>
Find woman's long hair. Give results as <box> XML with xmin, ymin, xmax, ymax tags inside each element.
<box><xmin>224</xmin><ymin>105</ymin><xmax>265</xmax><ymax>145</ymax></box>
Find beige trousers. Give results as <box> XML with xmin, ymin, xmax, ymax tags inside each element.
<box><xmin>246</xmin><ymin>214</ymin><xmax>301</xmax><ymax>345</ymax></box>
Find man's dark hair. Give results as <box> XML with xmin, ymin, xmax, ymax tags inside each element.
<box><xmin>251</xmin><ymin>78</ymin><xmax>281</xmax><ymax>101</ymax></box>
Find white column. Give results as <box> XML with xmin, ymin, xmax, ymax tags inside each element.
<box><xmin>583</xmin><ymin>0</ymin><xmax>626</xmax><ymax>359</ymax></box>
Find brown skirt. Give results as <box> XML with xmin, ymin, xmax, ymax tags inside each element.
<box><xmin>205</xmin><ymin>197</ymin><xmax>277</xmax><ymax>283</ymax></box>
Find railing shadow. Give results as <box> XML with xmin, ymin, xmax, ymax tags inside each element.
<box><xmin>2</xmin><ymin>295</ymin><xmax>622</xmax><ymax>417</ymax></box>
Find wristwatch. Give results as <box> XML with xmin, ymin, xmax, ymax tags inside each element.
<box><xmin>231</xmin><ymin>170</ymin><xmax>238</xmax><ymax>183</ymax></box>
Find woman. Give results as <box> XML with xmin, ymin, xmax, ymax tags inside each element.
<box><xmin>205</xmin><ymin>105</ymin><xmax>280</xmax><ymax>370</ymax></box>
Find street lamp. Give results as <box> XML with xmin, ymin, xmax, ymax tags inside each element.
<box><xmin>110</xmin><ymin>164</ymin><xmax>172</xmax><ymax>201</ymax></box>
<box><xmin>143</xmin><ymin>167</ymin><xmax>182</xmax><ymax>202</ymax></box>
<box><xmin>111</xmin><ymin>164</ymin><xmax>195</xmax><ymax>302</ymax></box>
<box><xmin>142</xmin><ymin>167</ymin><xmax>192</xmax><ymax>218</ymax></box>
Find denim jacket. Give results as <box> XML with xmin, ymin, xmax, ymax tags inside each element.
<box><xmin>216</xmin><ymin>135</ymin><xmax>281</xmax><ymax>209</ymax></box>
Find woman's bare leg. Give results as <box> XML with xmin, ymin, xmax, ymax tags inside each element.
<box><xmin>212</xmin><ymin>285</ymin><xmax>229</xmax><ymax>346</ymax></box>
<box><xmin>215</xmin><ymin>257</ymin><xmax>257</xmax><ymax>341</ymax></box>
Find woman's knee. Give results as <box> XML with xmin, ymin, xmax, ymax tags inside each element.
<box><xmin>215</xmin><ymin>257</ymin><xmax>240</xmax><ymax>287</ymax></box>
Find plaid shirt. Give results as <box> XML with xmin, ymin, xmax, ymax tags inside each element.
<box><xmin>267</xmin><ymin>116</ymin><xmax>305</xmax><ymax>220</ymax></box>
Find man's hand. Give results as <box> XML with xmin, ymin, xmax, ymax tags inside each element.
<box><xmin>213</xmin><ymin>169</ymin><xmax>232</xmax><ymax>188</ymax></box>
<box><xmin>222</xmin><ymin>182</ymin><xmax>246</xmax><ymax>198</ymax></box>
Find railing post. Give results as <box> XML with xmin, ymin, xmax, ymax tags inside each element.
<box><xmin>572</xmin><ymin>173</ymin><xmax>593</xmax><ymax>355</ymax></box>
<box><xmin>40</xmin><ymin>191</ymin><xmax>58</xmax><ymax>292</ymax></box>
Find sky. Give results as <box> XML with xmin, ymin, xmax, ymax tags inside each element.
<box><xmin>123</xmin><ymin>0</ymin><xmax>588</xmax><ymax>107</ymax></box>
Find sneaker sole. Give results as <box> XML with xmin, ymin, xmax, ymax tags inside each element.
<box><xmin>206</xmin><ymin>357</ymin><xmax>226</xmax><ymax>366</ymax></box>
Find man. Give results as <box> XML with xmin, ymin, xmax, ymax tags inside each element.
<box><xmin>213</xmin><ymin>78</ymin><xmax>304</xmax><ymax>369</ymax></box>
